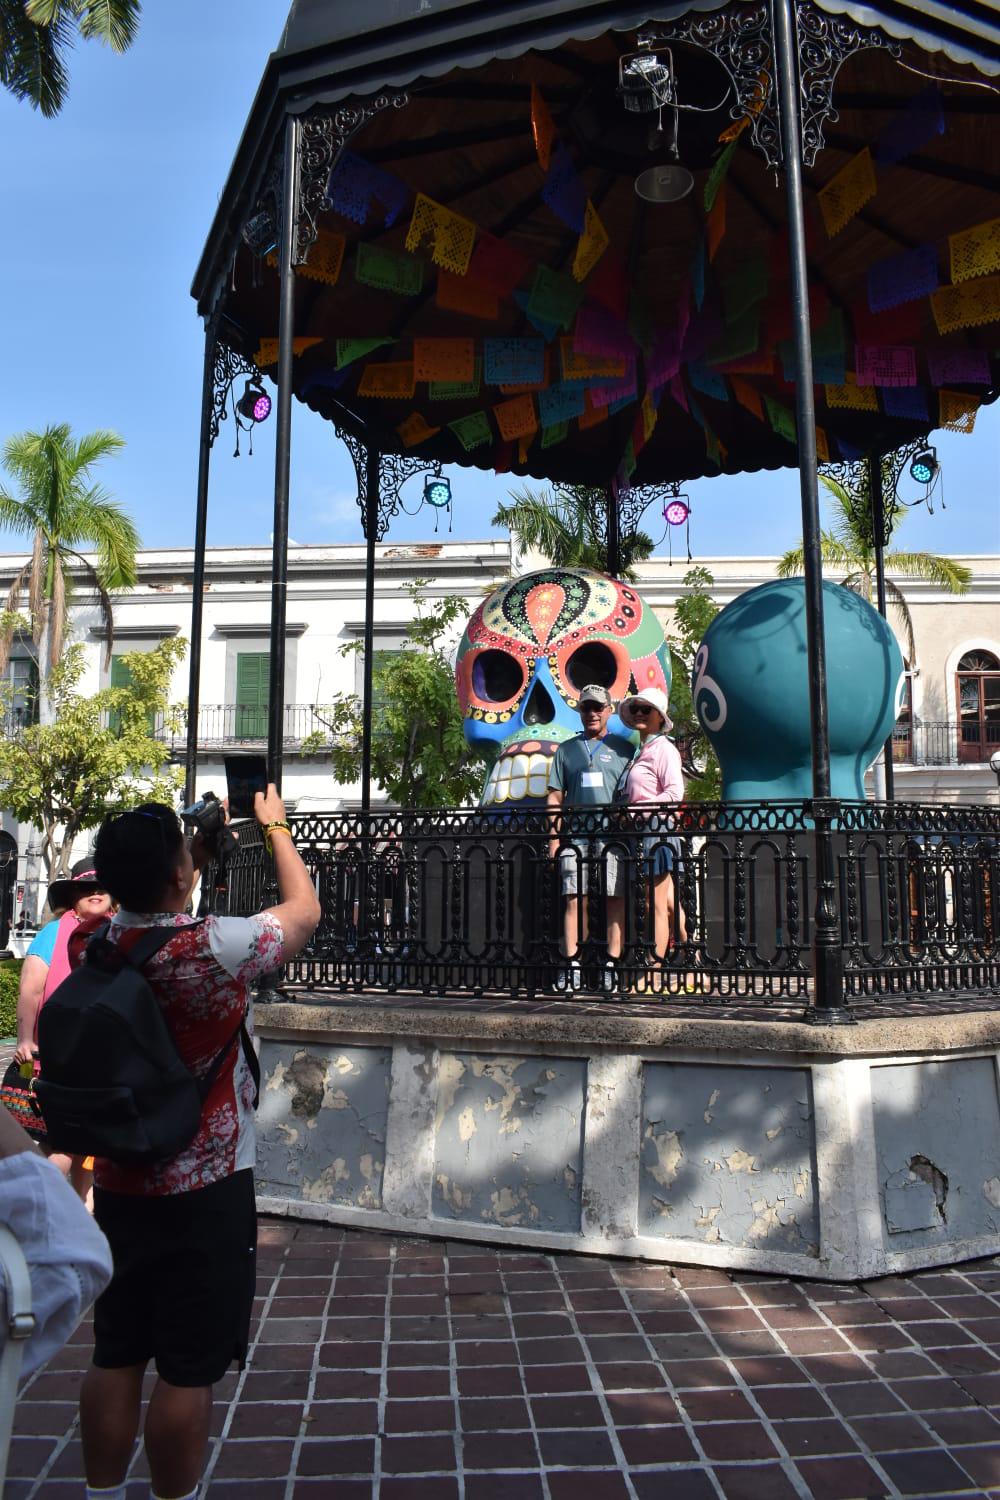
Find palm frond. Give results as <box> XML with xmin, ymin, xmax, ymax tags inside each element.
<box><xmin>884</xmin><ymin>578</ymin><xmax>916</xmax><ymax>662</ymax></box>
<box><xmin>28</xmin><ymin>529</ymin><xmax>45</xmax><ymax>637</ymax></box>
<box><xmin>27</xmin><ymin>0</ymin><xmax>141</xmax><ymax>51</ymax></box>
<box><xmin>883</xmin><ymin>550</ymin><xmax>972</xmax><ymax>593</ymax></box>
<box><xmin>0</xmin><ymin>489</ymin><xmax>40</xmax><ymax>537</ymax></box>
<box><xmin>66</xmin><ymin>547</ymin><xmax>116</xmax><ymax>667</ymax></box>
<box><xmin>61</xmin><ymin>488</ymin><xmax>139</xmax><ymax>587</ymax></box>
<box><xmin>0</xmin><ymin>3</ymin><xmax>70</xmax><ymax>114</ymax></box>
<box><xmin>0</xmin><ymin>563</ymin><xmax>31</xmax><ymax>676</ymax></box>
<box><xmin>492</xmin><ymin>487</ymin><xmax>586</xmax><ymax>569</ymax></box>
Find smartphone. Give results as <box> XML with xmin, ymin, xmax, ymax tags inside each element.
<box><xmin>224</xmin><ymin>754</ymin><xmax>269</xmax><ymax>820</ymax></box>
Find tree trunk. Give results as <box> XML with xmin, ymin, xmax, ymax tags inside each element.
<box><xmin>37</xmin><ymin>602</ymin><xmax>55</xmax><ymax>727</ymax></box>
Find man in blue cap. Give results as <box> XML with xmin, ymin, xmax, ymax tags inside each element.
<box><xmin>546</xmin><ymin>684</ymin><xmax>634</xmax><ymax>993</ymax></box>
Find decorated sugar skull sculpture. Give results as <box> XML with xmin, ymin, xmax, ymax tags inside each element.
<box><xmin>456</xmin><ymin>567</ymin><xmax>672</xmax><ymax>807</ymax></box>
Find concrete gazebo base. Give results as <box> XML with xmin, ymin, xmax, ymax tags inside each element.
<box><xmin>254</xmin><ymin>996</ymin><xmax>1000</xmax><ymax>1282</ymax></box>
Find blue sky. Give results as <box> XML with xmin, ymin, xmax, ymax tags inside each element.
<box><xmin>2</xmin><ymin>1</ymin><xmax>997</xmax><ymax>560</ymax></box>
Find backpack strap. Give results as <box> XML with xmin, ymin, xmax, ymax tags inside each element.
<box><xmin>197</xmin><ymin>1016</ymin><xmax>260</xmax><ymax>1109</ymax></box>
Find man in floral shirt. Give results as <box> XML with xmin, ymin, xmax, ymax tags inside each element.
<box><xmin>74</xmin><ymin>788</ymin><xmax>320</xmax><ymax>1500</ymax></box>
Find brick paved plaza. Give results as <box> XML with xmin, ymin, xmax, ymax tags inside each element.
<box><xmin>10</xmin><ymin>1218</ymin><xmax>1000</xmax><ymax>1498</ymax></box>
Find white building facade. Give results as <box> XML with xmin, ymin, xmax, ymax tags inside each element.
<box><xmin>0</xmin><ymin>540</ymin><xmax>997</xmax><ymax>932</ymax></box>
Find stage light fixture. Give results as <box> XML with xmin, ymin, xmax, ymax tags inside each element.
<box><xmin>664</xmin><ymin>498</ymin><xmax>691</xmax><ymax>526</ymax></box>
<box><xmin>237</xmin><ymin>379</ymin><xmax>272</xmax><ymax>424</ymax></box>
<box><xmin>909</xmin><ymin>446</ymin><xmax>938</xmax><ymax>485</ymax></box>
<box><xmin>424</xmin><ymin>476</ymin><xmax>452</xmax><ymax>509</ymax></box>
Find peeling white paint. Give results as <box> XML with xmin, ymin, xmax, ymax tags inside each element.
<box><xmin>724</xmin><ymin>1148</ymin><xmax>759</xmax><ymax>1174</ymax></box>
<box><xmin>695</xmin><ymin>1203</ymin><xmax>722</xmax><ymax>1242</ymax></box>
<box><xmin>434</xmin><ymin>1054</ymin><xmax>467</xmax><ymax>1130</ymax></box>
<box><xmin>765</xmin><ymin>1126</ymin><xmax>783</xmax><ymax>1141</ymax></box>
<box><xmin>359</xmin><ymin>1153</ymin><xmax>374</xmax><ymax>1180</ymax></box>
<box><xmin>265</xmin><ymin>1060</ymin><xmax>286</xmax><ymax>1094</ymax></box>
<box><xmin>435</xmin><ymin>1172</ymin><xmax>471</xmax><ymax>1211</ymax></box>
<box><xmin>984</xmin><ymin>1176</ymin><xmax>1000</xmax><ymax>1208</ymax></box>
<box><xmin>333</xmin><ymin>1055</ymin><xmax>357</xmax><ymax>1075</ymax></box>
<box><xmin>301</xmin><ymin>1157</ymin><xmax>351</xmax><ymax>1202</ymax></box>
<box><xmin>458</xmin><ymin>1106</ymin><xmax>477</xmax><ymax>1143</ymax></box>
<box><xmin>645</xmin><ymin>1126</ymin><xmax>683</xmax><ymax>1187</ymax></box>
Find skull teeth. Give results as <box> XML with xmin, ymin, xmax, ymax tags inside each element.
<box><xmin>482</xmin><ymin>750</ymin><xmax>553</xmax><ymax>806</ymax></box>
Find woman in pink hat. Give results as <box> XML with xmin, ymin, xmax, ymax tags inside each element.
<box><xmin>618</xmin><ymin>689</ymin><xmax>688</xmax><ymax>982</ymax></box>
<box><xmin>13</xmin><ymin>859</ymin><xmax>112</xmax><ymax>1200</ymax></box>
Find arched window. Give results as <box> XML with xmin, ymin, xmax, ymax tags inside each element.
<box><xmin>892</xmin><ymin>659</ymin><xmax>915</xmax><ymax>763</ymax></box>
<box><xmin>956</xmin><ymin>649</ymin><xmax>1000</xmax><ymax>762</ymax></box>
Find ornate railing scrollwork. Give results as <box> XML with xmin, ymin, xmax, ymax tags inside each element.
<box><xmin>794</xmin><ymin>0</ymin><xmax>899</xmax><ymax>165</ymax></box>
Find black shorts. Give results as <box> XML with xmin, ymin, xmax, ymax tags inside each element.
<box><xmin>92</xmin><ymin>1169</ymin><xmax>257</xmax><ymax>1387</ymax></box>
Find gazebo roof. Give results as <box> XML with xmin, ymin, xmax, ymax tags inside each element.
<box><xmin>193</xmin><ymin>0</ymin><xmax>1000</xmax><ymax>490</ymax></box>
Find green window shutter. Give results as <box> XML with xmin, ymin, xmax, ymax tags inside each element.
<box><xmin>235</xmin><ymin>653</ymin><xmax>270</xmax><ymax>739</ymax></box>
<box><xmin>109</xmin><ymin>656</ymin><xmax>133</xmax><ymax>737</ymax></box>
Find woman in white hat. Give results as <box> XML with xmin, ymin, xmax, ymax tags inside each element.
<box><xmin>618</xmin><ymin>688</ymin><xmax>687</xmax><ymax>978</ymax></box>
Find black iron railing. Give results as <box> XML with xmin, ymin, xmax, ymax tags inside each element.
<box><xmin>893</xmin><ymin>720</ymin><xmax>1000</xmax><ymax>766</ymax></box>
<box><xmin>213</xmin><ymin>801</ymin><xmax>1000</xmax><ymax>1007</ymax></box>
<box><xmin>94</xmin><ymin>703</ymin><xmax>335</xmax><ymax>750</ymax></box>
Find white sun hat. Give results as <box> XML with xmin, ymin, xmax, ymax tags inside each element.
<box><xmin>619</xmin><ymin>686</ymin><xmax>673</xmax><ymax>732</ymax></box>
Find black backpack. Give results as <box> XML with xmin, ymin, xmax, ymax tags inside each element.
<box><xmin>36</xmin><ymin>922</ymin><xmax>260</xmax><ymax>1166</ymax></box>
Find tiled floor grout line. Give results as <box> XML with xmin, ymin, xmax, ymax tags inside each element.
<box><xmin>797</xmin><ymin>1273</ymin><xmax>1000</xmax><ymax>1491</ymax></box>
<box><xmin>281</xmin><ymin>1232</ymin><xmax>342</xmax><ymax>1500</ymax></box>
<box><xmin>200</xmin><ymin>1239</ymin><xmax>292</xmax><ymax>1493</ymax></box>
<box><xmin>23</xmin><ymin>1350</ymin><xmax>85</xmax><ymax>1498</ymax></box>
<box><xmin>744</xmin><ymin>1276</ymin><xmax>969</xmax><ymax>1494</ymax></box>
<box><xmin>371</xmin><ymin>1243</ymin><xmax>397</xmax><ymax>1498</ymax></box>
<box><xmin>499</xmin><ymin>1255</ymin><xmax>554</xmax><ymax>1500</ymax></box>
<box><xmin>444</xmin><ymin>1247</ymin><xmax>467</xmax><ymax>1500</ymax></box>
<box><xmin>662</xmin><ymin>1274</ymin><xmax>833</xmax><ymax>1500</ymax></box>
<box><xmin>538</xmin><ymin>1259</ymin><xmax>641</xmax><ymax>1498</ymax></box>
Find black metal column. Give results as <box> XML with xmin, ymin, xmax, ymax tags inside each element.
<box><xmin>267</xmin><ymin>116</ymin><xmax>300</xmax><ymax>791</ymax></box>
<box><xmin>867</xmin><ymin>453</ymin><xmax>896</xmax><ymax>802</ymax></box>
<box><xmin>360</xmin><ymin>443</ymin><xmax>379</xmax><ymax>811</ymax></box>
<box><xmin>773</xmin><ymin>0</ymin><xmax>849</xmax><ymax>1020</ymax></box>
<box><xmin>185</xmin><ymin>323</ymin><xmax>216</xmax><ymax>805</ymax></box>
<box><xmin>606</xmin><ymin>484</ymin><xmax>621</xmax><ymax>578</ymax></box>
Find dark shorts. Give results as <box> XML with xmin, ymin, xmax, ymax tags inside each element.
<box><xmin>642</xmin><ymin>834</ymin><xmax>680</xmax><ymax>876</ymax></box>
<box><xmin>92</xmin><ymin>1168</ymin><xmax>257</xmax><ymax>1387</ymax></box>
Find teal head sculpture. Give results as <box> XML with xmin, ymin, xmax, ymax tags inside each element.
<box><xmin>693</xmin><ymin>578</ymin><xmax>904</xmax><ymax>802</ymax></box>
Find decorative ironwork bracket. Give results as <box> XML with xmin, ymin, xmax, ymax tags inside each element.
<box><xmin>209</xmin><ymin>339</ymin><xmax>259</xmax><ymax>449</ymax></box>
<box><xmin>337</xmin><ymin>427</ymin><xmax>442</xmax><ymax>542</ymax></box>
<box><xmin>649</xmin><ymin>0</ymin><xmax>899</xmax><ymax>170</ymax></box>
<box><xmin>240</xmin><ymin>93</ymin><xmax>409</xmax><ymax>273</ymax></box>
<box><xmin>295</xmin><ymin>94</ymin><xmax>410</xmax><ymax>264</ymax></box>
<box><xmin>820</xmin><ymin>438</ymin><xmax>930</xmax><ymax>549</ymax></box>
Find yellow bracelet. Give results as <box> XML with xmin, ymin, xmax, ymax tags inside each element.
<box><xmin>264</xmin><ymin>821</ymin><xmax>293</xmax><ymax>854</ymax></box>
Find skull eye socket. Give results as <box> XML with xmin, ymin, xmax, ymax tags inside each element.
<box><xmin>472</xmin><ymin>649</ymin><xmax>525</xmax><ymax>704</ymax></box>
<box><xmin>565</xmin><ymin>642</ymin><xmax>617</xmax><ymax>695</ymax></box>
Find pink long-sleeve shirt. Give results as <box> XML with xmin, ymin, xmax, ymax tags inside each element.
<box><xmin>625</xmin><ymin>734</ymin><xmax>685</xmax><ymax>809</ymax></box>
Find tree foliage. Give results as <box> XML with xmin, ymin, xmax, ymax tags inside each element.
<box><xmin>0</xmin><ymin>638</ymin><xmax>184</xmax><ymax>882</ymax></box>
<box><xmin>308</xmin><ymin>585</ymin><xmax>487</xmax><ymax>809</ymax></box>
<box><xmin>777</xmin><ymin>473</ymin><xmax>971</xmax><ymax>662</ymax></box>
<box><xmin>492</xmin><ymin>484</ymin><xmax>655</xmax><ymax>579</ymax></box>
<box><xmin>1</xmin><ymin>0</ymin><xmax>140</xmax><ymax>116</ymax></box>
<box><xmin>0</xmin><ymin>424</ymin><xmax>139</xmax><ymax>717</ymax></box>
<box><xmin>665</xmin><ymin>567</ymin><xmax>722</xmax><ymax>802</ymax></box>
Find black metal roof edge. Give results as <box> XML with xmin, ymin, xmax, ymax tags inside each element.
<box><xmin>191</xmin><ymin>0</ymin><xmax>702</xmax><ymax>313</ymax></box>
<box><xmin>191</xmin><ymin>0</ymin><xmax>1000</xmax><ymax>314</ymax></box>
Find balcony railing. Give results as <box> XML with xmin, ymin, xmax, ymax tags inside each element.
<box><xmin>893</xmin><ymin>720</ymin><xmax>1000</xmax><ymax>766</ymax></box>
<box><xmin>210</xmin><ymin>801</ymin><xmax>1000</xmax><ymax>1007</ymax></box>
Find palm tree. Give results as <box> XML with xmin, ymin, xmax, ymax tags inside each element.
<box><xmin>492</xmin><ymin>484</ymin><xmax>655</xmax><ymax>579</ymax></box>
<box><xmin>1</xmin><ymin>0</ymin><xmax>139</xmax><ymax>116</ymax></box>
<box><xmin>0</xmin><ymin>424</ymin><xmax>139</xmax><ymax>723</ymax></box>
<box><xmin>777</xmin><ymin>473</ymin><xmax>971</xmax><ymax>662</ymax></box>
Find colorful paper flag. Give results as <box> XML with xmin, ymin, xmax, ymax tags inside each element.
<box><xmin>406</xmin><ymin>193</ymin><xmax>476</xmax><ymax>276</ymax></box>
<box><xmin>572</xmin><ymin>200</ymin><xmax>610</xmax><ymax>282</ymax></box>
<box><xmin>531</xmin><ymin>84</ymin><xmax>556</xmax><ymax>172</ymax></box>
<box><xmin>818</xmin><ymin>148</ymin><xmax>877</xmax><ymax>238</ymax></box>
<box><xmin>949</xmin><ymin>217</ymin><xmax>1000</xmax><ymax>286</ymax></box>
<box><xmin>357</xmin><ymin>361</ymin><xmax>415</xmax><ymax>399</ymax></box>
<box><xmin>930</xmin><ymin>275</ymin><xmax>1000</xmax><ymax>334</ymax></box>
<box><xmin>355</xmin><ymin>242</ymin><xmax>424</xmax><ymax>296</ymax></box>
<box><xmin>412</xmin><ymin>338</ymin><xmax>476</xmax><ymax>384</ymax></box>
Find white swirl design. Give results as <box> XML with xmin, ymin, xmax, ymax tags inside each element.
<box><xmin>692</xmin><ymin>643</ymin><xmax>727</xmax><ymax>733</ymax></box>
